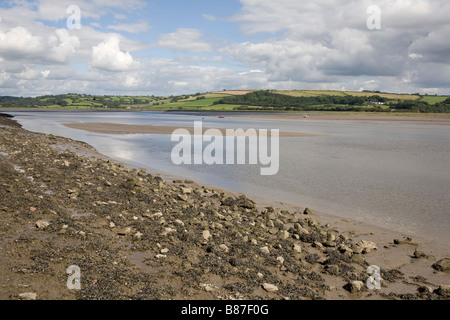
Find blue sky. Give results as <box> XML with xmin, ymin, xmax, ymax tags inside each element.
<box><xmin>0</xmin><ymin>0</ymin><xmax>449</xmax><ymax>96</ymax></box>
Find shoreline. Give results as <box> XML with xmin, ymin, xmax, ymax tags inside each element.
<box><xmin>1</xmin><ymin>113</ymin><xmax>449</xmax><ymax>300</ymax></box>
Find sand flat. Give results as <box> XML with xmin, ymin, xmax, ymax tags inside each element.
<box><xmin>63</xmin><ymin>122</ymin><xmax>323</xmax><ymax>137</ymax></box>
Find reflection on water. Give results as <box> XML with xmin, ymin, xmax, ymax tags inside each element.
<box><xmin>10</xmin><ymin>111</ymin><xmax>450</xmax><ymax>249</ymax></box>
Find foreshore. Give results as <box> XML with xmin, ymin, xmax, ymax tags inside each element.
<box><xmin>0</xmin><ymin>113</ymin><xmax>449</xmax><ymax>300</ymax></box>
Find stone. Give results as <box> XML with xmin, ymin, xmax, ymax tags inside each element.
<box><xmin>356</xmin><ymin>240</ymin><xmax>377</xmax><ymax>254</ymax></box>
<box><xmin>161</xmin><ymin>227</ymin><xmax>176</xmax><ymax>236</ymax></box>
<box><xmin>413</xmin><ymin>249</ymin><xmax>427</xmax><ymax>259</ymax></box>
<box><xmin>219</xmin><ymin>244</ymin><xmax>229</xmax><ymax>253</ymax></box>
<box><xmin>434</xmin><ymin>285</ymin><xmax>450</xmax><ymax>297</ymax></box>
<box><xmin>260</xmin><ymin>246</ymin><xmax>270</xmax><ymax>254</ymax></box>
<box><xmin>417</xmin><ymin>286</ymin><xmax>433</xmax><ymax>294</ymax></box>
<box><xmin>313</xmin><ymin>241</ymin><xmax>323</xmax><ymax>249</ymax></box>
<box><xmin>160</xmin><ymin>248</ymin><xmax>169</xmax><ymax>254</ymax></box>
<box><xmin>343</xmin><ymin>280</ymin><xmax>365</xmax><ymax>294</ymax></box>
<box><xmin>276</xmin><ymin>256</ymin><xmax>285</xmax><ymax>264</ymax></box>
<box><xmin>432</xmin><ymin>258</ymin><xmax>450</xmax><ymax>271</ymax></box>
<box><xmin>351</xmin><ymin>254</ymin><xmax>365</xmax><ymax>264</ymax></box>
<box><xmin>35</xmin><ymin>220</ymin><xmax>50</xmax><ymax>229</ymax></box>
<box><xmin>293</xmin><ymin>243</ymin><xmax>302</xmax><ymax>253</ymax></box>
<box><xmin>177</xmin><ymin>194</ymin><xmax>188</xmax><ymax>201</ymax></box>
<box><xmin>181</xmin><ymin>187</ymin><xmax>192</xmax><ymax>194</ymax></box>
<box><xmin>394</xmin><ymin>237</ymin><xmax>418</xmax><ymax>246</ymax></box>
<box><xmin>134</xmin><ymin>232</ymin><xmax>143</xmax><ymax>240</ymax></box>
<box><xmin>202</xmin><ymin>230</ymin><xmax>212</xmax><ymax>241</ymax></box>
<box><xmin>303</xmin><ymin>208</ymin><xmax>315</xmax><ymax>215</ymax></box>
<box><xmin>18</xmin><ymin>292</ymin><xmax>37</xmax><ymax>300</ymax></box>
<box><xmin>117</xmin><ymin>227</ymin><xmax>132</xmax><ymax>236</ymax></box>
<box><xmin>262</xmin><ymin>283</ymin><xmax>278</xmax><ymax>292</ymax></box>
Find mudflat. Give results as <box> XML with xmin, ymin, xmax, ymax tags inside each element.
<box><xmin>0</xmin><ymin>113</ymin><xmax>449</xmax><ymax>300</ymax></box>
<box><xmin>63</xmin><ymin>122</ymin><xmax>323</xmax><ymax>137</ymax></box>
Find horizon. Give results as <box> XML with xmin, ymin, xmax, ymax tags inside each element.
<box><xmin>1</xmin><ymin>1</ymin><xmax>450</xmax><ymax>96</ymax></box>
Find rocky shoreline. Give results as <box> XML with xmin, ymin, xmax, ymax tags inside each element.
<box><xmin>0</xmin><ymin>113</ymin><xmax>448</xmax><ymax>300</ymax></box>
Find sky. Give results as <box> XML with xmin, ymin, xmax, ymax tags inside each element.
<box><xmin>0</xmin><ymin>0</ymin><xmax>449</xmax><ymax>97</ymax></box>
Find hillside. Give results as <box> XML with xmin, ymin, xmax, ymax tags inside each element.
<box><xmin>1</xmin><ymin>90</ymin><xmax>449</xmax><ymax>113</ymax></box>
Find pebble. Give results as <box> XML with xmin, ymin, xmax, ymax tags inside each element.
<box><xmin>344</xmin><ymin>280</ymin><xmax>365</xmax><ymax>293</ymax></box>
<box><xmin>35</xmin><ymin>220</ymin><xmax>50</xmax><ymax>229</ymax></box>
<box><xmin>18</xmin><ymin>292</ymin><xmax>37</xmax><ymax>300</ymax></box>
<box><xmin>219</xmin><ymin>244</ymin><xmax>229</xmax><ymax>253</ymax></box>
<box><xmin>293</xmin><ymin>243</ymin><xmax>302</xmax><ymax>253</ymax></box>
<box><xmin>202</xmin><ymin>230</ymin><xmax>211</xmax><ymax>241</ymax></box>
<box><xmin>260</xmin><ymin>246</ymin><xmax>270</xmax><ymax>254</ymax></box>
<box><xmin>262</xmin><ymin>283</ymin><xmax>278</xmax><ymax>292</ymax></box>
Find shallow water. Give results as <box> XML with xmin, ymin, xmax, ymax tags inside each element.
<box><xmin>10</xmin><ymin>111</ymin><xmax>450</xmax><ymax>250</ymax></box>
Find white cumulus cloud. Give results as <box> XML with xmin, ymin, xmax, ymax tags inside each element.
<box><xmin>90</xmin><ymin>36</ymin><xmax>139</xmax><ymax>72</ymax></box>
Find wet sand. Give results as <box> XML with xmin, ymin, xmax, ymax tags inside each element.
<box><xmin>63</xmin><ymin>122</ymin><xmax>323</xmax><ymax>137</ymax></box>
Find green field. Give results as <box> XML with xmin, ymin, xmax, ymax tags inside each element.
<box><xmin>419</xmin><ymin>96</ymin><xmax>450</xmax><ymax>104</ymax></box>
<box><xmin>1</xmin><ymin>90</ymin><xmax>449</xmax><ymax>113</ymax></box>
<box><xmin>277</xmin><ymin>90</ymin><xmax>421</xmax><ymax>101</ymax></box>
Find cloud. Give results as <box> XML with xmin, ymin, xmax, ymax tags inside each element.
<box><xmin>107</xmin><ymin>21</ymin><xmax>150</xmax><ymax>34</ymax></box>
<box><xmin>0</xmin><ymin>27</ymin><xmax>45</xmax><ymax>60</ymax></box>
<box><xmin>90</xmin><ymin>36</ymin><xmax>139</xmax><ymax>72</ymax></box>
<box><xmin>157</xmin><ymin>28</ymin><xmax>213</xmax><ymax>53</ymax></box>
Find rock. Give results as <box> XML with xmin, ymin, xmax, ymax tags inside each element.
<box><xmin>434</xmin><ymin>285</ymin><xmax>450</xmax><ymax>297</ymax></box>
<box><xmin>260</xmin><ymin>246</ymin><xmax>270</xmax><ymax>255</ymax></box>
<box><xmin>305</xmin><ymin>218</ymin><xmax>320</xmax><ymax>230</ymax></box>
<box><xmin>177</xmin><ymin>194</ymin><xmax>188</xmax><ymax>201</ymax></box>
<box><xmin>276</xmin><ymin>256</ymin><xmax>285</xmax><ymax>264</ymax></box>
<box><xmin>181</xmin><ymin>187</ymin><xmax>192</xmax><ymax>194</ymax></box>
<box><xmin>343</xmin><ymin>280</ymin><xmax>365</xmax><ymax>294</ymax></box>
<box><xmin>279</xmin><ymin>230</ymin><xmax>290</xmax><ymax>239</ymax></box>
<box><xmin>35</xmin><ymin>220</ymin><xmax>50</xmax><ymax>229</ymax></box>
<box><xmin>174</xmin><ymin>219</ymin><xmax>185</xmax><ymax>227</ymax></box>
<box><xmin>117</xmin><ymin>227</ymin><xmax>132</xmax><ymax>236</ymax></box>
<box><xmin>109</xmin><ymin>222</ymin><xmax>116</xmax><ymax>228</ymax></box>
<box><xmin>202</xmin><ymin>230</ymin><xmax>212</xmax><ymax>241</ymax></box>
<box><xmin>161</xmin><ymin>227</ymin><xmax>176</xmax><ymax>236</ymax></box>
<box><xmin>338</xmin><ymin>244</ymin><xmax>353</xmax><ymax>255</ymax></box>
<box><xmin>18</xmin><ymin>292</ymin><xmax>37</xmax><ymax>300</ymax></box>
<box><xmin>303</xmin><ymin>208</ymin><xmax>315</xmax><ymax>215</ymax></box>
<box><xmin>313</xmin><ymin>241</ymin><xmax>323</xmax><ymax>249</ymax></box>
<box><xmin>432</xmin><ymin>258</ymin><xmax>450</xmax><ymax>271</ymax></box>
<box><xmin>160</xmin><ymin>248</ymin><xmax>169</xmax><ymax>254</ymax></box>
<box><xmin>356</xmin><ymin>240</ymin><xmax>377</xmax><ymax>254</ymax></box>
<box><xmin>413</xmin><ymin>249</ymin><xmax>428</xmax><ymax>259</ymax></box>
<box><xmin>394</xmin><ymin>237</ymin><xmax>418</xmax><ymax>246</ymax></box>
<box><xmin>219</xmin><ymin>244</ymin><xmax>229</xmax><ymax>253</ymax></box>
<box><xmin>257</xmin><ymin>272</ymin><xmax>264</xmax><ymax>279</ymax></box>
<box><xmin>134</xmin><ymin>232</ymin><xmax>143</xmax><ymax>240</ymax></box>
<box><xmin>417</xmin><ymin>286</ymin><xmax>433</xmax><ymax>294</ymax></box>
<box><xmin>325</xmin><ymin>265</ymin><xmax>340</xmax><ymax>275</ymax></box>
<box><xmin>293</xmin><ymin>243</ymin><xmax>302</xmax><ymax>253</ymax></box>
<box><xmin>262</xmin><ymin>283</ymin><xmax>278</xmax><ymax>292</ymax></box>
<box><xmin>351</xmin><ymin>254</ymin><xmax>365</xmax><ymax>264</ymax></box>
<box><xmin>155</xmin><ymin>254</ymin><xmax>167</xmax><ymax>259</ymax></box>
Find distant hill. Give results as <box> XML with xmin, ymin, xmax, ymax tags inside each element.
<box><xmin>1</xmin><ymin>90</ymin><xmax>449</xmax><ymax>113</ymax></box>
